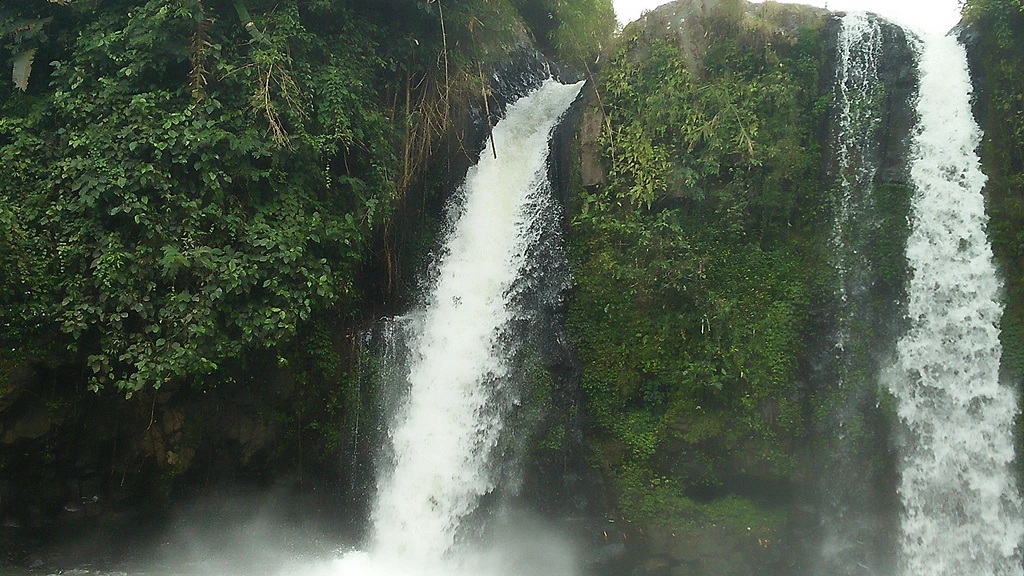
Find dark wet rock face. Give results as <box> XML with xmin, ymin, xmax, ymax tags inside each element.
<box><xmin>803</xmin><ymin>12</ymin><xmax>918</xmax><ymax>576</ymax></box>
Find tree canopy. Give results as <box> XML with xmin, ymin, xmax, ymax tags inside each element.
<box><xmin>0</xmin><ymin>0</ymin><xmax>614</xmax><ymax>395</ymax></box>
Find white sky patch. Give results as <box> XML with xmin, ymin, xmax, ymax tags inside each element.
<box><xmin>612</xmin><ymin>0</ymin><xmax>963</xmax><ymax>35</ymax></box>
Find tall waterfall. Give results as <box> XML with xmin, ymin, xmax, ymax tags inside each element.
<box><xmin>818</xmin><ymin>13</ymin><xmax>900</xmax><ymax>576</ymax></box>
<box><xmin>833</xmin><ymin>13</ymin><xmax>882</xmax><ymax>269</ymax></box>
<box><xmin>336</xmin><ymin>79</ymin><xmax>583</xmax><ymax>576</ymax></box>
<box><xmin>889</xmin><ymin>31</ymin><xmax>1024</xmax><ymax>576</ymax></box>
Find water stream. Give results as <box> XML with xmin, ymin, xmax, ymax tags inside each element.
<box><xmin>818</xmin><ymin>14</ymin><xmax>901</xmax><ymax>576</ymax></box>
<box><xmin>833</xmin><ymin>13</ymin><xmax>883</xmax><ymax>278</ymax></box>
<box><xmin>335</xmin><ymin>78</ymin><xmax>584</xmax><ymax>576</ymax></box>
<box><xmin>888</xmin><ymin>31</ymin><xmax>1024</xmax><ymax>576</ymax></box>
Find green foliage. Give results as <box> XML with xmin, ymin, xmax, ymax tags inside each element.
<box><xmin>596</xmin><ymin>21</ymin><xmax>826</xmax><ymax>237</ymax></box>
<box><xmin>548</xmin><ymin>0</ymin><xmax>616</xmax><ymax>65</ymax></box>
<box><xmin>0</xmin><ymin>0</ymin><xmax>396</xmax><ymax>394</ymax></box>
<box><xmin>511</xmin><ymin>0</ymin><xmax>616</xmax><ymax>65</ymax></box>
<box><xmin>568</xmin><ymin>5</ymin><xmax>829</xmax><ymax>524</ymax></box>
<box><xmin>0</xmin><ymin>0</ymin><xmax>618</xmax><ymax>399</ymax></box>
<box><xmin>616</xmin><ymin>463</ymin><xmax>785</xmax><ymax>532</ymax></box>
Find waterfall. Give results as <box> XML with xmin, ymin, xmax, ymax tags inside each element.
<box><xmin>818</xmin><ymin>13</ymin><xmax>900</xmax><ymax>576</ymax></box>
<box><xmin>334</xmin><ymin>78</ymin><xmax>583</xmax><ymax>576</ymax></box>
<box><xmin>889</xmin><ymin>31</ymin><xmax>1024</xmax><ymax>576</ymax></box>
<box><xmin>833</xmin><ymin>13</ymin><xmax>883</xmax><ymax>279</ymax></box>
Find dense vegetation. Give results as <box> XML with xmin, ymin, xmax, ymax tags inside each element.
<box><xmin>0</xmin><ymin>0</ymin><xmax>612</xmax><ymax>397</ymax></box>
<box><xmin>2</xmin><ymin>0</ymin><xmax>1024</xmax><ymax>570</ymax></box>
<box><xmin>566</xmin><ymin>0</ymin><xmax>830</xmax><ymax>530</ymax></box>
<box><xmin>0</xmin><ymin>0</ymin><xmax>613</xmax><ymax>528</ymax></box>
<box><xmin>1</xmin><ymin>0</ymin><xmax>398</xmax><ymax>396</ymax></box>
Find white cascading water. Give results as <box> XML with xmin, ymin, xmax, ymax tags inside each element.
<box><xmin>330</xmin><ymin>78</ymin><xmax>583</xmax><ymax>576</ymax></box>
<box><xmin>889</xmin><ymin>31</ymin><xmax>1024</xmax><ymax>576</ymax></box>
<box><xmin>819</xmin><ymin>13</ymin><xmax>887</xmax><ymax>574</ymax></box>
<box><xmin>832</xmin><ymin>12</ymin><xmax>882</xmax><ymax>299</ymax></box>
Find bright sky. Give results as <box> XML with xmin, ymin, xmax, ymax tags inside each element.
<box><xmin>613</xmin><ymin>0</ymin><xmax>963</xmax><ymax>34</ymax></box>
